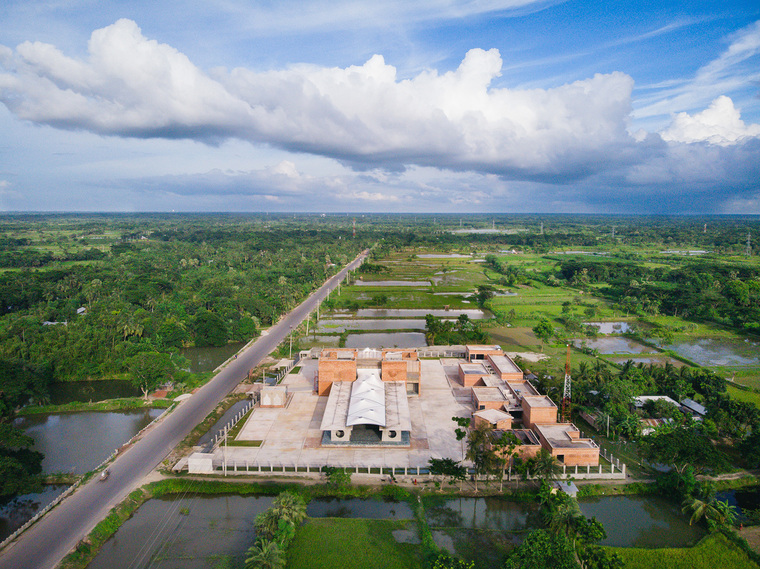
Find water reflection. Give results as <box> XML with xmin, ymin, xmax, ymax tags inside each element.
<box><xmin>87</xmin><ymin>494</ymin><xmax>275</xmax><ymax>569</ymax></box>
<box><xmin>20</xmin><ymin>409</ymin><xmax>163</xmax><ymax>474</ymax></box>
<box><xmin>578</xmin><ymin>495</ymin><xmax>704</xmax><ymax>548</ymax></box>
<box><xmin>48</xmin><ymin>380</ymin><xmax>140</xmax><ymax>405</ymax></box>
<box><xmin>179</xmin><ymin>343</ymin><xmax>244</xmax><ymax>373</ymax></box>
<box><xmin>425</xmin><ymin>497</ymin><xmax>539</xmax><ymax>532</ymax></box>
<box><xmin>345</xmin><ymin>332</ymin><xmax>427</xmax><ymax>348</ymax></box>
<box><xmin>0</xmin><ymin>485</ymin><xmax>67</xmax><ymax>542</ymax></box>
<box><xmin>307</xmin><ymin>497</ymin><xmax>413</xmax><ymax>519</ymax></box>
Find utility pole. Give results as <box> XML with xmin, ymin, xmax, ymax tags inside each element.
<box><xmin>289</xmin><ymin>326</ymin><xmax>293</xmax><ymax>360</ymax></box>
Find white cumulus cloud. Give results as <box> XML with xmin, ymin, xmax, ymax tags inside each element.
<box><xmin>660</xmin><ymin>96</ymin><xmax>760</xmax><ymax>145</ymax></box>
<box><xmin>0</xmin><ymin>19</ymin><xmax>637</xmax><ymax>182</ymax></box>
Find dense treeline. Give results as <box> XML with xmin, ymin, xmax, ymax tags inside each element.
<box><xmin>557</xmin><ymin>257</ymin><xmax>760</xmax><ymax>333</ymax></box>
<box><xmin>0</xmin><ymin>216</ymin><xmax>369</xmax><ymax>388</ymax></box>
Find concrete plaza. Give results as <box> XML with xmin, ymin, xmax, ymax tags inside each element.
<box><xmin>214</xmin><ymin>358</ymin><xmax>473</xmax><ymax>471</ymax></box>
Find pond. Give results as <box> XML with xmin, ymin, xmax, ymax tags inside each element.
<box><xmin>179</xmin><ymin>342</ymin><xmax>245</xmax><ymax>373</ymax></box>
<box><xmin>345</xmin><ymin>332</ymin><xmax>428</xmax><ymax>349</ymax></box>
<box><xmin>659</xmin><ymin>338</ymin><xmax>760</xmax><ymax>367</ymax></box>
<box><xmin>425</xmin><ymin>497</ymin><xmax>539</xmax><ymax>532</ymax></box>
<box><xmin>0</xmin><ymin>485</ymin><xmax>67</xmax><ymax>543</ymax></box>
<box><xmin>584</xmin><ymin>321</ymin><xmax>631</xmax><ymax>334</ymax></box>
<box><xmin>573</xmin><ymin>337</ymin><xmax>656</xmax><ymax>354</ymax></box>
<box><xmin>48</xmin><ymin>380</ymin><xmax>141</xmax><ymax>405</ymax></box>
<box><xmin>307</xmin><ymin>497</ymin><xmax>413</xmax><ymax>519</ymax></box>
<box><xmin>19</xmin><ymin>408</ymin><xmax>164</xmax><ymax>474</ymax></box>
<box><xmin>356</xmin><ymin>309</ymin><xmax>490</xmax><ymax>319</ymax></box>
<box><xmin>578</xmin><ymin>495</ymin><xmax>705</xmax><ymax>548</ymax></box>
<box><xmin>87</xmin><ymin>494</ymin><xmax>274</xmax><ymax>569</ymax></box>
<box><xmin>717</xmin><ymin>486</ymin><xmax>760</xmax><ymax>520</ymax></box>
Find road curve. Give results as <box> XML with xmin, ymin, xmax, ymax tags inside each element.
<box><xmin>0</xmin><ymin>250</ymin><xmax>368</xmax><ymax>569</ymax></box>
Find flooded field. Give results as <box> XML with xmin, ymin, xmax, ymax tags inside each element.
<box><xmin>660</xmin><ymin>338</ymin><xmax>760</xmax><ymax>366</ymax></box>
<box><xmin>355</xmin><ymin>280</ymin><xmax>431</xmax><ymax>287</ymax></box>
<box><xmin>345</xmin><ymin>332</ymin><xmax>428</xmax><ymax>348</ymax></box>
<box><xmin>416</xmin><ymin>254</ymin><xmax>472</xmax><ymax>258</ymax></box>
<box><xmin>20</xmin><ymin>408</ymin><xmax>164</xmax><ymax>474</ymax></box>
<box><xmin>356</xmin><ymin>309</ymin><xmax>489</xmax><ymax>319</ymax></box>
<box><xmin>87</xmin><ymin>494</ymin><xmax>275</xmax><ymax>569</ymax></box>
<box><xmin>573</xmin><ymin>337</ymin><xmax>656</xmax><ymax>354</ymax></box>
<box><xmin>578</xmin><ymin>495</ymin><xmax>704</xmax><ymax>548</ymax></box>
<box><xmin>584</xmin><ymin>321</ymin><xmax>631</xmax><ymax>334</ymax></box>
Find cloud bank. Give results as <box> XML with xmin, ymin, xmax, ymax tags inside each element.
<box><xmin>1</xmin><ymin>18</ymin><xmax>759</xmax><ymax>213</ymax></box>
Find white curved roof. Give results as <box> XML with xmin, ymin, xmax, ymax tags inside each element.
<box><xmin>346</xmin><ymin>370</ymin><xmax>386</xmax><ymax>427</ymax></box>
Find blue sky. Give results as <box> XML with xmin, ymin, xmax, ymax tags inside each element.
<box><xmin>0</xmin><ymin>0</ymin><xmax>759</xmax><ymax>213</ymax></box>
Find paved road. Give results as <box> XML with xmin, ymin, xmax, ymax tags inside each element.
<box><xmin>0</xmin><ymin>250</ymin><xmax>367</xmax><ymax>569</ymax></box>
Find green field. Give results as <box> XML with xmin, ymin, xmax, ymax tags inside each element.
<box><xmin>609</xmin><ymin>532</ymin><xmax>758</xmax><ymax>569</ymax></box>
<box><xmin>287</xmin><ymin>518</ymin><xmax>424</xmax><ymax>569</ymax></box>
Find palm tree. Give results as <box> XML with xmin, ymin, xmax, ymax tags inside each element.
<box><xmin>682</xmin><ymin>496</ymin><xmax>737</xmax><ymax>528</ymax></box>
<box><xmin>254</xmin><ymin>509</ymin><xmax>281</xmax><ymax>541</ymax></box>
<box><xmin>245</xmin><ymin>539</ymin><xmax>285</xmax><ymax>569</ymax></box>
<box><xmin>466</xmin><ymin>422</ymin><xmax>497</xmax><ymax>492</ymax></box>
<box><xmin>530</xmin><ymin>449</ymin><xmax>562</xmax><ymax>484</ymax></box>
<box><xmin>272</xmin><ymin>491</ymin><xmax>307</xmax><ymax>526</ymax></box>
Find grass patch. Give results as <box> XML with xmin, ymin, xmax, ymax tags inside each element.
<box><xmin>728</xmin><ymin>385</ymin><xmax>760</xmax><ymax>408</ymax></box>
<box><xmin>608</xmin><ymin>532</ymin><xmax>759</xmax><ymax>569</ymax></box>
<box><xmin>19</xmin><ymin>397</ymin><xmax>173</xmax><ymax>415</ymax></box>
<box><xmin>287</xmin><ymin>518</ymin><xmax>424</xmax><ymax>569</ymax></box>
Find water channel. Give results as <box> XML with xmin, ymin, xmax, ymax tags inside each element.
<box><xmin>48</xmin><ymin>380</ymin><xmax>141</xmax><ymax>405</ymax></box>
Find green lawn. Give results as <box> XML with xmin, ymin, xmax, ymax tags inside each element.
<box><xmin>287</xmin><ymin>518</ymin><xmax>424</xmax><ymax>569</ymax></box>
<box><xmin>608</xmin><ymin>532</ymin><xmax>759</xmax><ymax>569</ymax></box>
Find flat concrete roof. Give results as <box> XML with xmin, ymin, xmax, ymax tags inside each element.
<box><xmin>533</xmin><ymin>423</ymin><xmax>598</xmax><ymax>450</ymax></box>
<box><xmin>474</xmin><ymin>408</ymin><xmax>512</xmax><ymax>423</ymax></box>
<box><xmin>472</xmin><ymin>387</ymin><xmax>506</xmax><ymax>401</ymax></box>
<box><xmin>523</xmin><ymin>395</ymin><xmax>556</xmax><ymax>408</ymax></box>
<box><xmin>505</xmin><ymin>380</ymin><xmax>539</xmax><ymax>398</ymax></box>
<box><xmin>385</xmin><ymin>381</ymin><xmax>412</xmax><ymax>431</ymax></box>
<box><xmin>488</xmin><ymin>354</ymin><xmax>522</xmax><ymax>375</ymax></box>
<box><xmin>460</xmin><ymin>363</ymin><xmax>488</xmax><ymax>374</ymax></box>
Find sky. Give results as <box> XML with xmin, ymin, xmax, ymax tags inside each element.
<box><xmin>0</xmin><ymin>0</ymin><xmax>759</xmax><ymax>214</ymax></box>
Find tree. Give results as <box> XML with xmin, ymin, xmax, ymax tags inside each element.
<box><xmin>128</xmin><ymin>351</ymin><xmax>176</xmax><ymax>399</ymax></box>
<box><xmin>639</xmin><ymin>421</ymin><xmax>726</xmax><ymax>475</ymax></box>
<box><xmin>492</xmin><ymin>431</ymin><xmax>519</xmax><ymax>492</ymax></box>
<box><xmin>271</xmin><ymin>491</ymin><xmax>307</xmax><ymax>527</ymax></box>
<box><xmin>682</xmin><ymin>496</ymin><xmax>737</xmax><ymax>530</ymax></box>
<box><xmin>503</xmin><ymin>529</ymin><xmax>579</xmax><ymax>569</ymax></box>
<box><xmin>466</xmin><ymin>423</ymin><xmax>497</xmax><ymax>492</ymax></box>
<box><xmin>244</xmin><ymin>539</ymin><xmax>285</xmax><ymax>569</ymax></box>
<box><xmin>191</xmin><ymin>309</ymin><xmax>229</xmax><ymax>347</ymax></box>
<box><xmin>428</xmin><ymin>457</ymin><xmax>467</xmax><ymax>491</ymax></box>
<box><xmin>529</xmin><ymin>449</ymin><xmax>562</xmax><ymax>483</ymax></box>
<box><xmin>533</xmin><ymin>319</ymin><xmax>554</xmax><ymax>351</ymax></box>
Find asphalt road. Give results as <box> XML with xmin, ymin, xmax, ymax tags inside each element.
<box><xmin>0</xmin><ymin>250</ymin><xmax>367</xmax><ymax>569</ymax></box>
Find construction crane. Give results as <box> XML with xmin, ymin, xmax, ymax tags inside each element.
<box><xmin>562</xmin><ymin>345</ymin><xmax>572</xmax><ymax>423</ymax></box>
